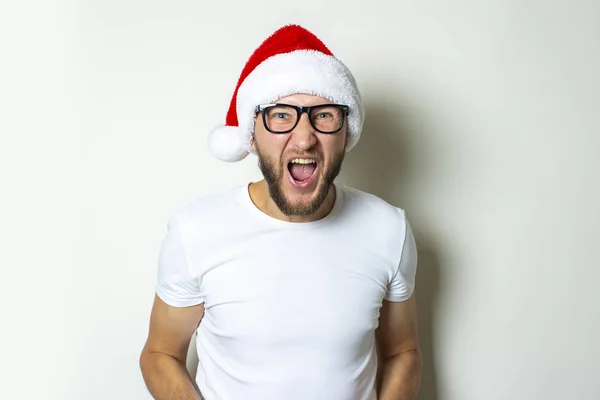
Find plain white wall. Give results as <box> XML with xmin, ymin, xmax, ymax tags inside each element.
<box><xmin>3</xmin><ymin>0</ymin><xmax>599</xmax><ymax>399</ymax></box>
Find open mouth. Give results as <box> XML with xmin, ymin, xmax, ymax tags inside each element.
<box><xmin>287</xmin><ymin>157</ymin><xmax>318</xmax><ymax>188</ymax></box>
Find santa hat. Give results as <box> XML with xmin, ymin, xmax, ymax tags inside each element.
<box><xmin>207</xmin><ymin>24</ymin><xmax>364</xmax><ymax>162</ymax></box>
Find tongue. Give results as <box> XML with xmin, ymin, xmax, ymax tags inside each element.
<box><xmin>289</xmin><ymin>163</ymin><xmax>316</xmax><ymax>182</ymax></box>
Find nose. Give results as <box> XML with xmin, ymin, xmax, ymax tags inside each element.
<box><xmin>290</xmin><ymin>112</ymin><xmax>317</xmax><ymax>150</ymax></box>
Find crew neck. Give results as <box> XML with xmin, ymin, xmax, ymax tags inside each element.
<box><xmin>237</xmin><ymin>182</ymin><xmax>344</xmax><ymax>229</ymax></box>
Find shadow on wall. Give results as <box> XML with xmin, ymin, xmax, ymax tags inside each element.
<box><xmin>340</xmin><ymin>100</ymin><xmax>441</xmax><ymax>400</ymax></box>
<box><xmin>186</xmin><ymin>101</ymin><xmax>442</xmax><ymax>400</ymax></box>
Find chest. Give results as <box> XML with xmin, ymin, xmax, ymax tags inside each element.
<box><xmin>194</xmin><ymin>231</ymin><xmax>393</xmax><ymax>351</ymax></box>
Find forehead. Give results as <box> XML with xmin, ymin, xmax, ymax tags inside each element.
<box><xmin>274</xmin><ymin>93</ymin><xmax>333</xmax><ymax>106</ymax></box>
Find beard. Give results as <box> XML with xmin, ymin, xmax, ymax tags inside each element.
<box><xmin>255</xmin><ymin>144</ymin><xmax>345</xmax><ymax>217</ymax></box>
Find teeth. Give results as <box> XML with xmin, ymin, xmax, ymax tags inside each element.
<box><xmin>290</xmin><ymin>158</ymin><xmax>316</xmax><ymax>164</ymax></box>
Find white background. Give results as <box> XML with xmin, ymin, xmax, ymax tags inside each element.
<box><xmin>2</xmin><ymin>0</ymin><xmax>599</xmax><ymax>399</ymax></box>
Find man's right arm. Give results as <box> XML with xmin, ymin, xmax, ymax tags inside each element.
<box><xmin>140</xmin><ymin>294</ymin><xmax>205</xmax><ymax>400</ymax></box>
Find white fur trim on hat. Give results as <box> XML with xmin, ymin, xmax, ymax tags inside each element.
<box><xmin>233</xmin><ymin>49</ymin><xmax>364</xmax><ymax>158</ymax></box>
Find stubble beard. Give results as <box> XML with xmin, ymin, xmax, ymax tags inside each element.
<box><xmin>255</xmin><ymin>145</ymin><xmax>345</xmax><ymax>217</ymax></box>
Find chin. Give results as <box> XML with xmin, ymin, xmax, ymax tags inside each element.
<box><xmin>277</xmin><ymin>174</ymin><xmax>331</xmax><ymax>216</ymax></box>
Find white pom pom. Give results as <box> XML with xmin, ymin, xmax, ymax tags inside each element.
<box><xmin>207</xmin><ymin>124</ymin><xmax>249</xmax><ymax>162</ymax></box>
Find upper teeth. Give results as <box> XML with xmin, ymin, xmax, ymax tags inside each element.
<box><xmin>290</xmin><ymin>158</ymin><xmax>316</xmax><ymax>164</ymax></box>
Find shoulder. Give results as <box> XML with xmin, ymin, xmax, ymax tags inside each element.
<box><xmin>337</xmin><ymin>185</ymin><xmax>411</xmax><ymax>250</ymax></box>
<box><xmin>339</xmin><ymin>185</ymin><xmax>408</xmax><ymax>227</ymax></box>
<box><xmin>168</xmin><ymin>184</ymin><xmax>244</xmax><ymax>230</ymax></box>
<box><xmin>337</xmin><ymin>185</ymin><xmax>414</xmax><ymax>271</ymax></box>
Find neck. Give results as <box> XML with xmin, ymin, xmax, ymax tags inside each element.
<box><xmin>248</xmin><ymin>180</ymin><xmax>336</xmax><ymax>223</ymax></box>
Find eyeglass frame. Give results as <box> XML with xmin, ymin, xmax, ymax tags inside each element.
<box><xmin>254</xmin><ymin>103</ymin><xmax>350</xmax><ymax>134</ymax></box>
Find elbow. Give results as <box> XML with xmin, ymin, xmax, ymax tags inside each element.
<box><xmin>139</xmin><ymin>344</ymin><xmax>160</xmax><ymax>377</ymax></box>
<box><xmin>387</xmin><ymin>347</ymin><xmax>423</xmax><ymax>373</ymax></box>
<box><xmin>402</xmin><ymin>347</ymin><xmax>423</xmax><ymax>365</ymax></box>
<box><xmin>139</xmin><ymin>346</ymin><xmax>151</xmax><ymax>375</ymax></box>
<box><xmin>383</xmin><ymin>345</ymin><xmax>422</xmax><ymax>363</ymax></box>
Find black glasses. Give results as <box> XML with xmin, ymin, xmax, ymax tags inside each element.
<box><xmin>255</xmin><ymin>103</ymin><xmax>350</xmax><ymax>134</ymax></box>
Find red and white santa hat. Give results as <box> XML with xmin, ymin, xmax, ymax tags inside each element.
<box><xmin>207</xmin><ymin>24</ymin><xmax>364</xmax><ymax>162</ymax></box>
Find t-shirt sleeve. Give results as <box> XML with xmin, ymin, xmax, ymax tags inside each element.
<box><xmin>155</xmin><ymin>215</ymin><xmax>204</xmax><ymax>307</ymax></box>
<box><xmin>384</xmin><ymin>210</ymin><xmax>418</xmax><ymax>302</ymax></box>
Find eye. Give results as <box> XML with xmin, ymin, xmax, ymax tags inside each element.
<box><xmin>266</xmin><ymin>106</ymin><xmax>294</xmax><ymax>121</ymax></box>
<box><xmin>314</xmin><ymin>112</ymin><xmax>333</xmax><ymax>119</ymax></box>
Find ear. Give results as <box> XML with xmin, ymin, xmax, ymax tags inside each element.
<box><xmin>251</xmin><ymin>114</ymin><xmax>260</xmax><ymax>152</ymax></box>
<box><xmin>344</xmin><ymin>126</ymin><xmax>351</xmax><ymax>149</ymax></box>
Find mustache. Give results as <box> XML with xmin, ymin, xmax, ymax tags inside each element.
<box><xmin>284</xmin><ymin>151</ymin><xmax>322</xmax><ymax>161</ymax></box>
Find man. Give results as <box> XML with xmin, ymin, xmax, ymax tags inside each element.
<box><xmin>140</xmin><ymin>24</ymin><xmax>421</xmax><ymax>400</ymax></box>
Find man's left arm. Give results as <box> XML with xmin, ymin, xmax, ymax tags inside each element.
<box><xmin>376</xmin><ymin>294</ymin><xmax>422</xmax><ymax>400</ymax></box>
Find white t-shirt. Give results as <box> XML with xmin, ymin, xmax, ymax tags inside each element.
<box><xmin>156</xmin><ymin>183</ymin><xmax>418</xmax><ymax>400</ymax></box>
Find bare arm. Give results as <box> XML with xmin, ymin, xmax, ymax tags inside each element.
<box><xmin>140</xmin><ymin>294</ymin><xmax>205</xmax><ymax>400</ymax></box>
<box><xmin>376</xmin><ymin>294</ymin><xmax>422</xmax><ymax>400</ymax></box>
